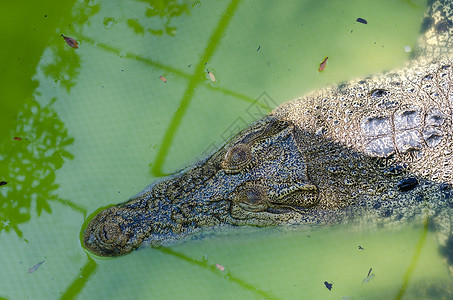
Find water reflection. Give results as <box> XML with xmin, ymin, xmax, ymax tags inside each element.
<box><xmin>0</xmin><ymin>0</ymin><xmax>102</xmax><ymax>239</ymax></box>
<box><xmin>60</xmin><ymin>254</ymin><xmax>97</xmax><ymax>299</ymax></box>
<box><xmin>41</xmin><ymin>44</ymin><xmax>81</xmax><ymax>92</ymax></box>
<box><xmin>149</xmin><ymin>0</ymin><xmax>243</xmax><ymax>176</ymax></box>
<box><xmin>0</xmin><ymin>98</ymin><xmax>76</xmax><ymax>237</ymax></box>
<box><xmin>127</xmin><ymin>0</ymin><xmax>191</xmax><ymax>36</ymax></box>
<box><xmin>40</xmin><ymin>0</ymin><xmax>101</xmax><ymax>91</ymax></box>
<box><xmin>157</xmin><ymin>246</ymin><xmax>278</xmax><ymax>299</ymax></box>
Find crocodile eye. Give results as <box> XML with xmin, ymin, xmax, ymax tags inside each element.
<box><xmin>222</xmin><ymin>143</ymin><xmax>252</xmax><ymax>173</ymax></box>
<box><xmin>235</xmin><ymin>184</ymin><xmax>269</xmax><ymax>212</ymax></box>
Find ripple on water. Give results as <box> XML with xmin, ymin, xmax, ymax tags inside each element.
<box><xmin>103</xmin><ymin>17</ymin><xmax>117</xmax><ymax>30</ymax></box>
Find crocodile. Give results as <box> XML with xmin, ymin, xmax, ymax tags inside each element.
<box><xmin>83</xmin><ymin>0</ymin><xmax>453</xmax><ymax>260</ymax></box>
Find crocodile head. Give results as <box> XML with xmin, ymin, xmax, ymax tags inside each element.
<box><xmin>83</xmin><ymin>116</ymin><xmax>332</xmax><ymax>256</ymax></box>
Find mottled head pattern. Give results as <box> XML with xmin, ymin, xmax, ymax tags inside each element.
<box><xmin>83</xmin><ymin>117</ymin><xmax>326</xmax><ymax>256</ymax></box>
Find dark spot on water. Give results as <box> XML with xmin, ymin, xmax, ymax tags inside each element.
<box><xmin>356</xmin><ymin>18</ymin><xmax>367</xmax><ymax>24</ymax></box>
<box><xmin>324</xmin><ymin>281</ymin><xmax>333</xmax><ymax>291</ymax></box>
<box><xmin>338</xmin><ymin>83</ymin><xmax>347</xmax><ymax>91</ymax></box>
<box><xmin>440</xmin><ymin>183</ymin><xmax>453</xmax><ymax>205</ymax></box>
<box><xmin>370</xmin><ymin>88</ymin><xmax>388</xmax><ymax>98</ymax></box>
<box><xmin>439</xmin><ymin>235</ymin><xmax>453</xmax><ymax>265</ymax></box>
<box><xmin>420</xmin><ymin>16</ymin><xmax>434</xmax><ymax>34</ymax></box>
<box><xmin>0</xmin><ymin>181</ymin><xmax>7</xmax><ymax>187</ymax></box>
<box><xmin>397</xmin><ymin>177</ymin><xmax>418</xmax><ymax>192</ymax></box>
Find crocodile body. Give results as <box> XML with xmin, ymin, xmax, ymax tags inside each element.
<box><xmin>83</xmin><ymin>0</ymin><xmax>453</xmax><ymax>258</ymax></box>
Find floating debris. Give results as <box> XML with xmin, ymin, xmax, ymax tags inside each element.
<box><xmin>256</xmin><ymin>45</ymin><xmax>261</xmax><ymax>51</ymax></box>
<box><xmin>318</xmin><ymin>57</ymin><xmax>328</xmax><ymax>72</ymax></box>
<box><xmin>356</xmin><ymin>18</ymin><xmax>367</xmax><ymax>24</ymax></box>
<box><xmin>0</xmin><ymin>181</ymin><xmax>7</xmax><ymax>187</ymax></box>
<box><xmin>324</xmin><ymin>281</ymin><xmax>333</xmax><ymax>291</ymax></box>
<box><xmin>207</xmin><ymin>70</ymin><xmax>216</xmax><ymax>82</ymax></box>
<box><xmin>28</xmin><ymin>260</ymin><xmax>45</xmax><ymax>273</ymax></box>
<box><xmin>159</xmin><ymin>76</ymin><xmax>167</xmax><ymax>83</ymax></box>
<box><xmin>215</xmin><ymin>263</ymin><xmax>225</xmax><ymax>271</ymax></box>
<box><xmin>362</xmin><ymin>267</ymin><xmax>375</xmax><ymax>284</ymax></box>
<box><xmin>13</xmin><ymin>136</ymin><xmax>22</xmax><ymax>141</ymax></box>
<box><xmin>61</xmin><ymin>35</ymin><xmax>79</xmax><ymax>48</ymax></box>
<box><xmin>358</xmin><ymin>245</ymin><xmax>364</xmax><ymax>250</ymax></box>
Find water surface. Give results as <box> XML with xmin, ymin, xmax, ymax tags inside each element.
<box><xmin>2</xmin><ymin>0</ymin><xmax>449</xmax><ymax>299</ymax></box>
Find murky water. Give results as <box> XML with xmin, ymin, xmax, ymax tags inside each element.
<box><xmin>3</xmin><ymin>0</ymin><xmax>451</xmax><ymax>299</ymax></box>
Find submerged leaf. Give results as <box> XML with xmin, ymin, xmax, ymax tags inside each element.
<box><xmin>207</xmin><ymin>70</ymin><xmax>216</xmax><ymax>82</ymax></box>
<box><xmin>61</xmin><ymin>35</ymin><xmax>79</xmax><ymax>49</ymax></box>
<box><xmin>28</xmin><ymin>260</ymin><xmax>45</xmax><ymax>273</ymax></box>
<box><xmin>318</xmin><ymin>57</ymin><xmax>328</xmax><ymax>72</ymax></box>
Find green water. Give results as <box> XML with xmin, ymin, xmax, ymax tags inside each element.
<box><xmin>2</xmin><ymin>0</ymin><xmax>450</xmax><ymax>299</ymax></box>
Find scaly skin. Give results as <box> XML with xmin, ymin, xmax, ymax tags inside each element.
<box><xmin>83</xmin><ymin>0</ymin><xmax>453</xmax><ymax>258</ymax></box>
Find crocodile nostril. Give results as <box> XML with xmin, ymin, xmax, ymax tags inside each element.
<box><xmin>83</xmin><ymin>207</ymin><xmax>133</xmax><ymax>257</ymax></box>
<box><xmin>98</xmin><ymin>222</ymin><xmax>122</xmax><ymax>244</ymax></box>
